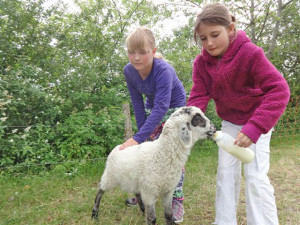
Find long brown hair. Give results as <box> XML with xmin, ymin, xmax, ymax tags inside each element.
<box><xmin>194</xmin><ymin>3</ymin><xmax>236</xmax><ymax>44</ymax></box>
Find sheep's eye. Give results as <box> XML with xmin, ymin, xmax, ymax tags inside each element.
<box><xmin>191</xmin><ymin>114</ymin><xmax>206</xmax><ymax>127</ymax></box>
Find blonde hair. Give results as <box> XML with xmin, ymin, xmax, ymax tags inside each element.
<box><xmin>194</xmin><ymin>3</ymin><xmax>236</xmax><ymax>44</ymax></box>
<box><xmin>126</xmin><ymin>26</ymin><xmax>163</xmax><ymax>59</ymax></box>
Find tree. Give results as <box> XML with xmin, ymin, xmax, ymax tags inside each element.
<box><xmin>224</xmin><ymin>0</ymin><xmax>299</xmax><ymax>95</ymax></box>
<box><xmin>0</xmin><ymin>0</ymin><xmax>298</xmax><ymax>169</ymax></box>
<box><xmin>0</xmin><ymin>0</ymin><xmax>174</xmax><ymax>168</ymax></box>
<box><xmin>162</xmin><ymin>0</ymin><xmax>299</xmax><ymax>96</ymax></box>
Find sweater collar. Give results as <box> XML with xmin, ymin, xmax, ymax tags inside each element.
<box><xmin>202</xmin><ymin>30</ymin><xmax>251</xmax><ymax>64</ymax></box>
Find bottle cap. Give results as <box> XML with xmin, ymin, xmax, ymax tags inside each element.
<box><xmin>213</xmin><ymin>131</ymin><xmax>222</xmax><ymax>141</ymax></box>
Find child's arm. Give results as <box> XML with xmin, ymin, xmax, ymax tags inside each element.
<box><xmin>125</xmin><ymin>74</ymin><xmax>147</xmax><ymax>131</ymax></box>
<box><xmin>241</xmin><ymin>48</ymin><xmax>290</xmax><ymax>143</ymax></box>
<box><xmin>133</xmin><ymin>69</ymin><xmax>174</xmax><ymax>143</ymax></box>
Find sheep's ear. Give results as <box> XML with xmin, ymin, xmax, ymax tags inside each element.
<box><xmin>179</xmin><ymin>122</ymin><xmax>193</xmax><ymax>148</ymax></box>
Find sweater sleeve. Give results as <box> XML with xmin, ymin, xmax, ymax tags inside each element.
<box><xmin>124</xmin><ymin>72</ymin><xmax>146</xmax><ymax>132</ymax></box>
<box><xmin>187</xmin><ymin>56</ymin><xmax>211</xmax><ymax>112</ymax></box>
<box><xmin>133</xmin><ymin>69</ymin><xmax>173</xmax><ymax>143</ymax></box>
<box><xmin>241</xmin><ymin>48</ymin><xmax>290</xmax><ymax>143</ymax></box>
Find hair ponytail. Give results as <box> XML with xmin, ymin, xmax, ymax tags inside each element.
<box><xmin>154</xmin><ymin>52</ymin><xmax>164</xmax><ymax>59</ymax></box>
<box><xmin>231</xmin><ymin>15</ymin><xmax>236</xmax><ymax>22</ymax></box>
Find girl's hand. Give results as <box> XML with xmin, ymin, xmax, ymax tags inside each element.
<box><xmin>234</xmin><ymin>132</ymin><xmax>253</xmax><ymax>148</ymax></box>
<box><xmin>119</xmin><ymin>138</ymin><xmax>139</xmax><ymax>150</ymax></box>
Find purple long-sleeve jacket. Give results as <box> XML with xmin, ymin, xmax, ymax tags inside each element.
<box><xmin>187</xmin><ymin>30</ymin><xmax>290</xmax><ymax>143</ymax></box>
<box><xmin>124</xmin><ymin>58</ymin><xmax>186</xmax><ymax>143</ymax></box>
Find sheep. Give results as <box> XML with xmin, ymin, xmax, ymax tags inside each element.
<box><xmin>91</xmin><ymin>106</ymin><xmax>216</xmax><ymax>225</ymax></box>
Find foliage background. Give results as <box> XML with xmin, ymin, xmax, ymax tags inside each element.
<box><xmin>0</xmin><ymin>0</ymin><xmax>299</xmax><ymax>171</ymax></box>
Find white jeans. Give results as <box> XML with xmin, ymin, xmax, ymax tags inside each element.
<box><xmin>213</xmin><ymin>120</ymin><xmax>278</xmax><ymax>225</ymax></box>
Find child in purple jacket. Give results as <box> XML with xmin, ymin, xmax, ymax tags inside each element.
<box><xmin>187</xmin><ymin>3</ymin><xmax>290</xmax><ymax>225</ymax></box>
<box><xmin>119</xmin><ymin>26</ymin><xmax>186</xmax><ymax>223</ymax></box>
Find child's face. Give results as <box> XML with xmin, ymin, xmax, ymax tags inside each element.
<box><xmin>127</xmin><ymin>46</ymin><xmax>156</xmax><ymax>76</ymax></box>
<box><xmin>197</xmin><ymin>23</ymin><xmax>234</xmax><ymax>57</ymax></box>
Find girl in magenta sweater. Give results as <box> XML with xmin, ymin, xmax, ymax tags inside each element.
<box><xmin>187</xmin><ymin>3</ymin><xmax>290</xmax><ymax>225</ymax></box>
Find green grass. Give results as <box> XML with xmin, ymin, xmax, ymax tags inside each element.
<box><xmin>0</xmin><ymin>136</ymin><xmax>299</xmax><ymax>225</ymax></box>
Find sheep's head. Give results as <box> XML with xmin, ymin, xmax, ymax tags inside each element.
<box><xmin>166</xmin><ymin>106</ymin><xmax>216</xmax><ymax>148</ymax></box>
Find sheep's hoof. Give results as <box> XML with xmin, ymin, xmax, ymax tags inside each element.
<box><xmin>91</xmin><ymin>210</ymin><xmax>99</xmax><ymax>220</ymax></box>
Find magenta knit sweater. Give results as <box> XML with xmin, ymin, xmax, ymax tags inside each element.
<box><xmin>187</xmin><ymin>30</ymin><xmax>290</xmax><ymax>143</ymax></box>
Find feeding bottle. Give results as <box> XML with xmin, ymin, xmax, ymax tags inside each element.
<box><xmin>213</xmin><ymin>131</ymin><xmax>255</xmax><ymax>164</ymax></box>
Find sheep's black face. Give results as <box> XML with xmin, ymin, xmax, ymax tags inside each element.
<box><xmin>191</xmin><ymin>113</ymin><xmax>206</xmax><ymax>127</ymax></box>
<box><xmin>167</xmin><ymin>106</ymin><xmax>216</xmax><ymax>148</ymax></box>
<box><xmin>190</xmin><ymin>113</ymin><xmax>216</xmax><ymax>137</ymax></box>
<box><xmin>191</xmin><ymin>112</ymin><xmax>215</xmax><ymax>138</ymax></box>
<box><xmin>173</xmin><ymin>106</ymin><xmax>214</xmax><ymax>140</ymax></box>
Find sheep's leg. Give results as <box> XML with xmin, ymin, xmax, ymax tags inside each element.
<box><xmin>136</xmin><ymin>193</ymin><xmax>145</xmax><ymax>213</ymax></box>
<box><xmin>91</xmin><ymin>188</ymin><xmax>105</xmax><ymax>220</ymax></box>
<box><xmin>162</xmin><ymin>192</ymin><xmax>175</xmax><ymax>225</ymax></box>
<box><xmin>140</xmin><ymin>193</ymin><xmax>156</xmax><ymax>225</ymax></box>
<box><xmin>145</xmin><ymin>203</ymin><xmax>156</xmax><ymax>225</ymax></box>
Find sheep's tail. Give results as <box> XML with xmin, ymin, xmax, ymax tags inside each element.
<box><xmin>99</xmin><ymin>169</ymin><xmax>117</xmax><ymax>191</ymax></box>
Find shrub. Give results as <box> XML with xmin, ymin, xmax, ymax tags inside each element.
<box><xmin>55</xmin><ymin>108</ymin><xmax>124</xmax><ymax>160</ymax></box>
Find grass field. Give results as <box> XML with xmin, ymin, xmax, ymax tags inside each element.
<box><xmin>0</xmin><ymin>135</ymin><xmax>299</xmax><ymax>225</ymax></box>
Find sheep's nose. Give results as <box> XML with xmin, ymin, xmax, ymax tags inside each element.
<box><xmin>211</xmin><ymin>122</ymin><xmax>216</xmax><ymax>133</ymax></box>
<box><xmin>206</xmin><ymin>122</ymin><xmax>216</xmax><ymax>137</ymax></box>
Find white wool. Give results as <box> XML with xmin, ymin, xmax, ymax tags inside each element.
<box><xmin>97</xmin><ymin>106</ymin><xmax>215</xmax><ymax>205</ymax></box>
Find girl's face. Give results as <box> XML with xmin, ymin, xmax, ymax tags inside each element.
<box><xmin>198</xmin><ymin>23</ymin><xmax>235</xmax><ymax>57</ymax></box>
<box><xmin>127</xmin><ymin>45</ymin><xmax>156</xmax><ymax>78</ymax></box>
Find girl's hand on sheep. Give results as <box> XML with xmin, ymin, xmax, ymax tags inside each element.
<box><xmin>119</xmin><ymin>138</ymin><xmax>139</xmax><ymax>150</ymax></box>
<box><xmin>234</xmin><ymin>132</ymin><xmax>253</xmax><ymax>148</ymax></box>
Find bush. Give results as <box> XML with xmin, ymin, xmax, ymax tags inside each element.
<box><xmin>0</xmin><ymin>106</ymin><xmax>125</xmax><ymax>171</ymax></box>
<box><xmin>55</xmin><ymin>108</ymin><xmax>125</xmax><ymax>160</ymax></box>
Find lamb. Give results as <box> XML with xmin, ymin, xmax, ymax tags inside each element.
<box><xmin>91</xmin><ymin>106</ymin><xmax>216</xmax><ymax>225</ymax></box>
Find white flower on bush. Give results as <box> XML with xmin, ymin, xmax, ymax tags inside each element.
<box><xmin>0</xmin><ymin>117</ymin><xmax>8</xmax><ymax>122</ymax></box>
<box><xmin>24</xmin><ymin>126</ymin><xmax>31</xmax><ymax>132</ymax></box>
<box><xmin>9</xmin><ymin>139</ymin><xmax>14</xmax><ymax>142</ymax></box>
<box><xmin>12</xmin><ymin>129</ymin><xmax>18</xmax><ymax>133</ymax></box>
<box><xmin>57</xmin><ymin>97</ymin><xmax>65</xmax><ymax>103</ymax></box>
<box><xmin>85</xmin><ymin>103</ymin><xmax>93</xmax><ymax>109</ymax></box>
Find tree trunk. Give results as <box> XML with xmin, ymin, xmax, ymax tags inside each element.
<box><xmin>122</xmin><ymin>102</ymin><xmax>133</xmax><ymax>140</ymax></box>
<box><xmin>250</xmin><ymin>0</ymin><xmax>256</xmax><ymax>42</ymax></box>
<box><xmin>266</xmin><ymin>0</ymin><xmax>282</xmax><ymax>60</ymax></box>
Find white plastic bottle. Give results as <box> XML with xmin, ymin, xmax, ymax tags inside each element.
<box><xmin>213</xmin><ymin>131</ymin><xmax>255</xmax><ymax>164</ymax></box>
